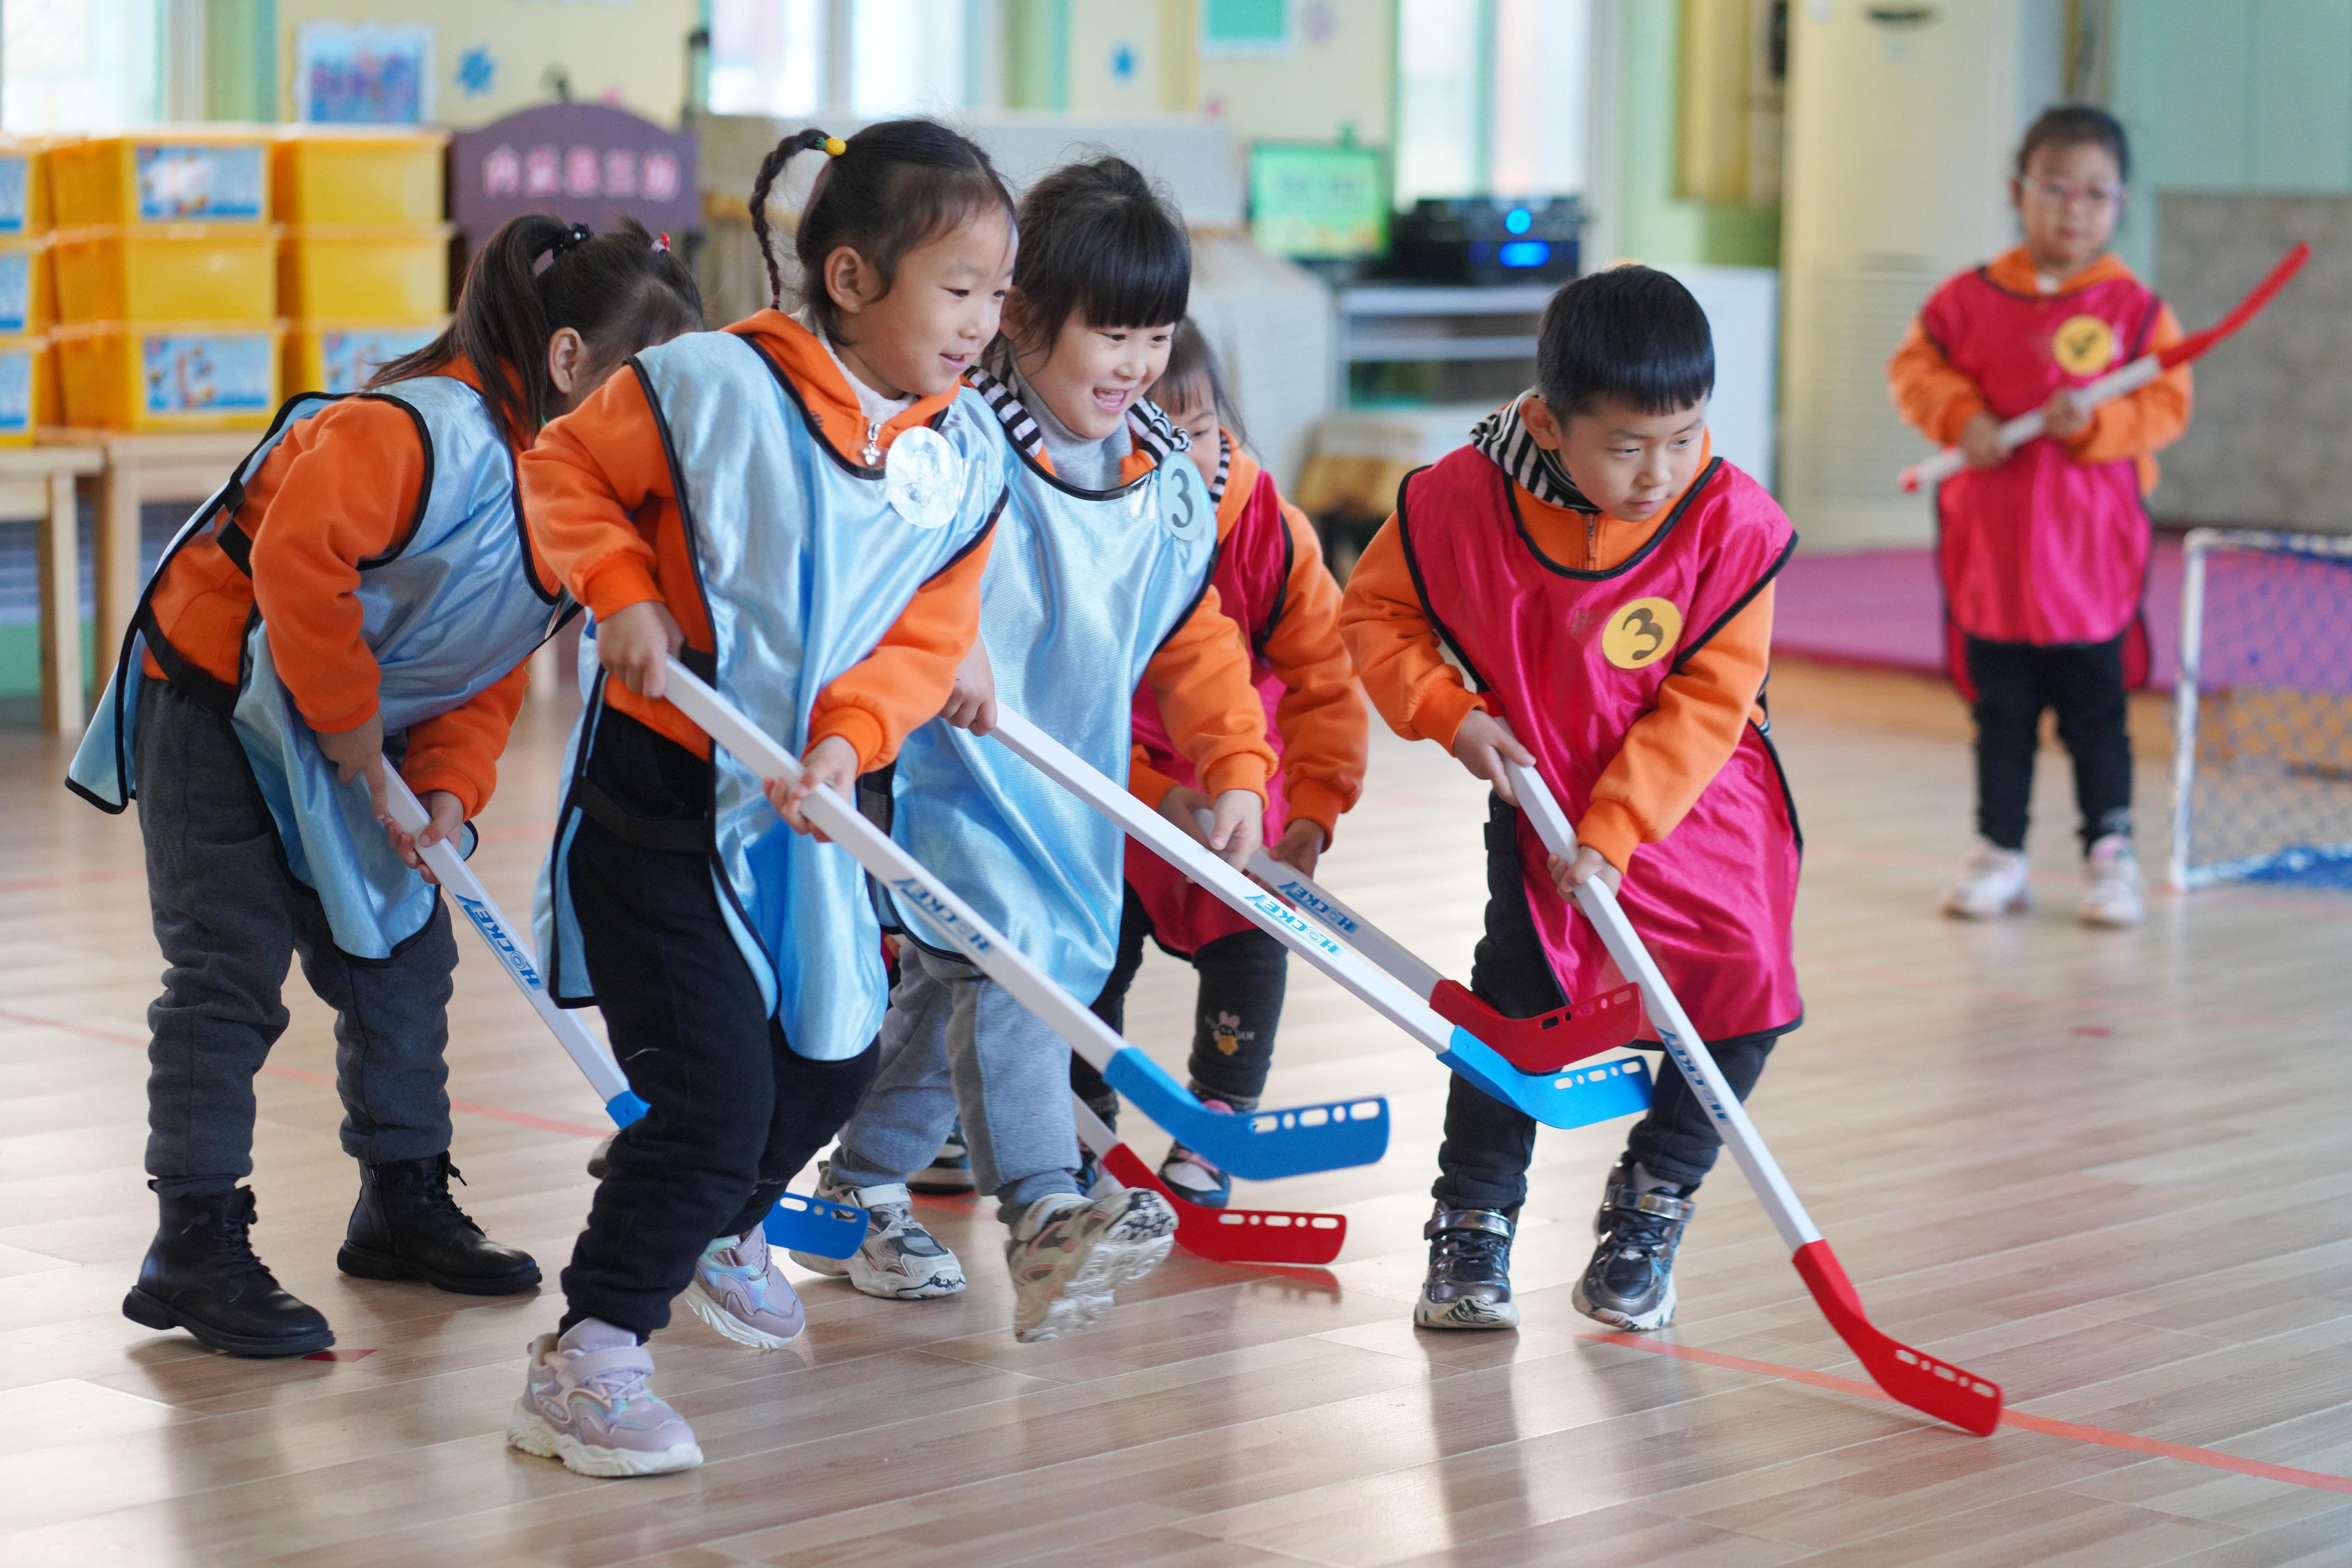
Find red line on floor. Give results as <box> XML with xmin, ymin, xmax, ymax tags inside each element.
<box><xmin>1577</xmin><ymin>1330</ymin><xmax>2352</xmax><ymax>1495</ymax></box>
<box><xmin>0</xmin><ymin>867</ymin><xmax>148</xmax><ymax>893</ymax></box>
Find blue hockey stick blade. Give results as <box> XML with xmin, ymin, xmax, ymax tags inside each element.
<box><xmin>1103</xmin><ymin>1047</ymin><xmax>1389</xmax><ymax>1180</ymax></box>
<box><xmin>1438</xmin><ymin>1029</ymin><xmax>1654</xmax><ymax>1128</ymax></box>
<box><xmin>761</xmin><ymin>1190</ymin><xmax>869</xmax><ymax>1260</ymax></box>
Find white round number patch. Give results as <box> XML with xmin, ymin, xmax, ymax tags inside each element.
<box><xmin>885</xmin><ymin>425</ymin><xmax>961</xmax><ymax>531</ymax></box>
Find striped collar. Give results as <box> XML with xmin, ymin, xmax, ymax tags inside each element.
<box><xmin>1205</xmin><ymin>425</ymin><xmax>1233</xmax><ymax>503</ymax></box>
<box><xmin>1469</xmin><ymin>392</ymin><xmax>1597</xmax><ymax>513</ymax></box>
<box><xmin>966</xmin><ymin>365</ymin><xmax>1189</xmax><ymax>471</ymax></box>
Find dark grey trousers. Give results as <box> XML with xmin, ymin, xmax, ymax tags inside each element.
<box><xmin>133</xmin><ymin>675</ymin><xmax>458</xmax><ymax>1179</ymax></box>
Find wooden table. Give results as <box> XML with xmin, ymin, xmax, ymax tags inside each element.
<box><xmin>0</xmin><ymin>444</ymin><xmax>107</xmax><ymax>732</ymax></box>
<box><xmin>40</xmin><ymin>428</ymin><xmax>258</xmax><ymax>734</ymax></box>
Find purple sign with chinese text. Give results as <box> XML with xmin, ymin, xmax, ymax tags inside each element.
<box><xmin>449</xmin><ymin>103</ymin><xmax>697</xmax><ymax>248</ymax></box>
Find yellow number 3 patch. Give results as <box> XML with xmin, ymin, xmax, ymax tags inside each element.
<box><xmin>1601</xmin><ymin>597</ymin><xmax>1684</xmax><ymax>671</ymax></box>
<box><xmin>2052</xmin><ymin>314</ymin><xmax>2115</xmax><ymax>376</ymax></box>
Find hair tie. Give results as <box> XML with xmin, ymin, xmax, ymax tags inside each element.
<box><xmin>550</xmin><ymin>222</ymin><xmax>592</xmax><ymax>258</ymax></box>
<box><xmin>823</xmin><ymin>136</ymin><xmax>846</xmax><ymax>156</ymax></box>
<box><xmin>655</xmin><ymin>232</ymin><xmax>671</xmax><ymax>252</ymax></box>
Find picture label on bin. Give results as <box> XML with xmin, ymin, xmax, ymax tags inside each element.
<box><xmin>144</xmin><ymin>334</ymin><xmax>273</xmax><ymax>415</ymax></box>
<box><xmin>137</xmin><ymin>145</ymin><xmax>266</xmax><ymax>223</ymax></box>
<box><xmin>322</xmin><ymin>328</ymin><xmax>438</xmax><ymax>394</ymax></box>
<box><xmin>0</xmin><ymin>252</ymin><xmax>28</xmax><ymax>334</ymax></box>
<box><xmin>0</xmin><ymin>351</ymin><xmax>30</xmax><ymax>433</ymax></box>
<box><xmin>0</xmin><ymin>158</ymin><xmax>26</xmax><ymax>235</ymax></box>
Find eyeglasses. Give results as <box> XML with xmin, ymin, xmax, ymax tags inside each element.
<box><xmin>2022</xmin><ymin>179</ymin><xmax>2123</xmax><ymax>208</ymax></box>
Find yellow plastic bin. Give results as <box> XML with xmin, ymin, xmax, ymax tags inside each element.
<box><xmin>0</xmin><ymin>334</ymin><xmax>46</xmax><ymax>445</ymax></box>
<box><xmin>279</xmin><ymin>224</ymin><xmax>452</xmax><ymax>320</ymax></box>
<box><xmin>0</xmin><ymin>237</ymin><xmax>51</xmax><ymax>335</ymax></box>
<box><xmin>53</xmin><ymin>321</ymin><xmax>281</xmax><ymax>432</ymax></box>
<box><xmin>0</xmin><ymin>138</ymin><xmax>53</xmax><ymax>237</ymax></box>
<box><xmin>285</xmin><ymin>319</ymin><xmax>445</xmax><ymax>395</ymax></box>
<box><xmin>52</xmin><ymin>225</ymin><xmax>280</xmax><ymax>326</ymax></box>
<box><xmin>273</xmin><ymin>129</ymin><xmax>447</xmax><ymax>225</ymax></box>
<box><xmin>49</xmin><ymin>129</ymin><xmax>272</xmax><ymax>228</ymax></box>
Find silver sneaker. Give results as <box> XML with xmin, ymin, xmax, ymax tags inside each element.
<box><xmin>2079</xmin><ymin>834</ymin><xmax>2145</xmax><ymax>927</ymax></box>
<box><xmin>1005</xmin><ymin>1187</ymin><xmax>1176</xmax><ymax>1343</ymax></box>
<box><xmin>1413</xmin><ymin>1206</ymin><xmax>1519</xmax><ymax>1330</ymax></box>
<box><xmin>1941</xmin><ymin>838</ymin><xmax>2032</xmax><ymax>919</ymax></box>
<box><xmin>507</xmin><ymin>1325</ymin><xmax>702</xmax><ymax>1477</ymax></box>
<box><xmin>789</xmin><ymin>1164</ymin><xmax>966</xmax><ymax>1300</ymax></box>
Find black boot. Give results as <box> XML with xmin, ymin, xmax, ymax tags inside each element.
<box><xmin>123</xmin><ymin>1185</ymin><xmax>335</xmax><ymax>1358</ymax></box>
<box><xmin>339</xmin><ymin>1153</ymin><xmax>540</xmax><ymax>1295</ymax></box>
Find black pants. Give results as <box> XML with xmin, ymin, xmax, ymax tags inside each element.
<box><xmin>1434</xmin><ymin>796</ymin><xmax>1788</xmax><ymax>1214</ymax></box>
<box><xmin>133</xmin><ymin>676</ymin><xmax>458</xmax><ymax>1181</ymax></box>
<box><xmin>558</xmin><ymin>710</ymin><xmax>878</xmax><ymax>1338</ymax></box>
<box><xmin>1964</xmin><ymin>633</ymin><xmax>2133</xmax><ymax>854</ymax></box>
<box><xmin>1071</xmin><ymin>885</ymin><xmax>1290</xmax><ymax>1123</ymax></box>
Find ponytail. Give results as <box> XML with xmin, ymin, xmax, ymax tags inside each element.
<box><xmin>746</xmin><ymin>119</ymin><xmax>1015</xmax><ymax>342</ymax></box>
<box><xmin>368</xmin><ymin>213</ymin><xmax>703</xmax><ymax>444</ymax></box>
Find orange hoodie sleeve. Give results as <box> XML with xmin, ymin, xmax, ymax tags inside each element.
<box><xmin>1887</xmin><ymin>317</ymin><xmax>1990</xmax><ymax>448</ymax></box>
<box><xmin>519</xmin><ymin>368</ymin><xmax>675</xmax><ymax>624</ymax></box>
<box><xmin>1128</xmin><ymin>748</ymin><xmax>1178</xmax><ymax>811</ymax></box>
<box><xmin>1577</xmin><ymin>584</ymin><xmax>1774</xmax><ymax>874</ymax></box>
<box><xmin>1260</xmin><ymin>500</ymin><xmax>1368</xmax><ymax>845</ymax></box>
<box><xmin>1336</xmin><ymin>515</ymin><xmax>1487</xmax><ymax>748</ymax></box>
<box><xmin>2065</xmin><ymin>301</ymin><xmax>2191</xmax><ymax>471</ymax></box>
<box><xmin>1142</xmin><ymin>588</ymin><xmax>1276</xmax><ymax>800</ymax></box>
<box><xmin>399</xmin><ymin>658</ymin><xmax>531</xmax><ymax>817</ymax></box>
<box><xmin>807</xmin><ymin>530</ymin><xmax>997</xmax><ymax>772</ymax></box>
<box><xmin>245</xmin><ymin>400</ymin><xmax>429</xmax><ymax>736</ymax></box>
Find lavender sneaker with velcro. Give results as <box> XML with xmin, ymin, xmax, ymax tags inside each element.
<box><xmin>682</xmin><ymin>1226</ymin><xmax>806</xmax><ymax>1350</ymax></box>
<box><xmin>507</xmin><ymin>1323</ymin><xmax>702</xmax><ymax>1477</ymax></box>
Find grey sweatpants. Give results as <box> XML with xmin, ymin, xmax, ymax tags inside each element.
<box><xmin>133</xmin><ymin>675</ymin><xmax>459</xmax><ymax>1179</ymax></box>
<box><xmin>832</xmin><ymin>946</ymin><xmax>1081</xmax><ymax>1225</ymax></box>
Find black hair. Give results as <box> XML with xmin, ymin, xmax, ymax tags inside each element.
<box><xmin>2015</xmin><ymin>102</ymin><xmax>2130</xmax><ymax>183</ymax></box>
<box><xmin>1534</xmin><ymin>265</ymin><xmax>1714</xmax><ymax>419</ymax></box>
<box><xmin>370</xmin><ymin>214</ymin><xmax>701</xmax><ymax>445</ymax></box>
<box><xmin>999</xmin><ymin>156</ymin><xmax>1189</xmax><ymax>363</ymax></box>
<box><xmin>747</xmin><ymin>119</ymin><xmax>1016</xmax><ymax>340</ymax></box>
<box><xmin>1149</xmin><ymin>317</ymin><xmax>1249</xmax><ymax>452</ymax></box>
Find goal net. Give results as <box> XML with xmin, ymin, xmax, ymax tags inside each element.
<box><xmin>2170</xmin><ymin>529</ymin><xmax>2352</xmax><ymax>891</ymax></box>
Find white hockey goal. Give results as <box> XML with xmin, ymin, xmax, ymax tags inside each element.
<box><xmin>2170</xmin><ymin>528</ymin><xmax>2352</xmax><ymax>891</ymax></box>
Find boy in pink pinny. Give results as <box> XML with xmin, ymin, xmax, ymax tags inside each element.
<box><xmin>1341</xmin><ymin>266</ymin><xmax>1799</xmax><ymax>1333</ymax></box>
<box><xmin>1890</xmin><ymin>104</ymin><xmax>2192</xmax><ymax>927</ymax></box>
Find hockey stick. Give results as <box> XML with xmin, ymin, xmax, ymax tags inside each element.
<box><xmin>1899</xmin><ymin>242</ymin><xmax>2309</xmax><ymax>493</ymax></box>
<box><xmin>989</xmin><ymin>708</ymin><xmax>1653</xmax><ymax>1131</ymax></box>
<box><xmin>1501</xmin><ymin>760</ymin><xmax>2004</xmax><ymax>1436</ymax></box>
<box><xmin>1071</xmin><ymin>1095</ymin><xmax>1346</xmax><ymax>1266</ymax></box>
<box><xmin>380</xmin><ymin>771</ymin><xmax>867</xmax><ymax>1260</ymax></box>
<box><xmin>659</xmin><ymin>659</ymin><xmax>1387</xmax><ymax>1181</ymax></box>
<box><xmin>1239</xmin><ymin>839</ymin><xmax>1643</xmax><ymax>1074</ymax></box>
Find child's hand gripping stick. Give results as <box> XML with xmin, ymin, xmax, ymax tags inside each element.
<box><xmin>1898</xmin><ymin>242</ymin><xmax>2309</xmax><ymax>493</ymax></box>
<box><xmin>1236</xmin><ymin>829</ymin><xmax>1643</xmax><ymax>1074</ymax></box>
<box><xmin>1070</xmin><ymin>1095</ymin><xmax>1346</xmax><ymax>1266</ymax></box>
<box><xmin>658</xmin><ymin>659</ymin><xmax>1386</xmax><ymax>1181</ymax></box>
<box><xmin>1500</xmin><ymin>759</ymin><xmax>2005</xmax><ymax>1437</ymax></box>
<box><xmin>379</xmin><ymin>770</ymin><xmax>867</xmax><ymax>1260</ymax></box>
<box><xmin>990</xmin><ymin>707</ymin><xmax>1650</xmax><ymax>1130</ymax></box>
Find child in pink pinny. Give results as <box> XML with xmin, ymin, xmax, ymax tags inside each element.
<box><xmin>1890</xmin><ymin>103</ymin><xmax>2192</xmax><ymax>927</ymax></box>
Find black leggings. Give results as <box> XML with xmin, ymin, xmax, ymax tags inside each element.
<box><xmin>1964</xmin><ymin>633</ymin><xmax>2133</xmax><ymax>854</ymax></box>
<box><xmin>558</xmin><ymin>711</ymin><xmax>878</xmax><ymax>1338</ymax></box>
<box><xmin>1072</xmin><ymin>884</ymin><xmax>1289</xmax><ymax>1125</ymax></box>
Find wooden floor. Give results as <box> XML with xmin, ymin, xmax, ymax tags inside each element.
<box><xmin>3</xmin><ymin>669</ymin><xmax>2350</xmax><ymax>1567</ymax></box>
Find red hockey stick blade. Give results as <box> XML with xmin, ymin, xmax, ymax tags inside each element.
<box><xmin>2159</xmin><ymin>241</ymin><xmax>2309</xmax><ymax>368</ymax></box>
<box><xmin>1792</xmin><ymin>1240</ymin><xmax>2003</xmax><ymax>1436</ymax></box>
<box><xmin>1427</xmin><ymin>979</ymin><xmax>1645</xmax><ymax>1073</ymax></box>
<box><xmin>1100</xmin><ymin>1143</ymin><xmax>1346</xmax><ymax>1266</ymax></box>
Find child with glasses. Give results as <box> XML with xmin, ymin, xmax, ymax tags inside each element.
<box><xmin>1889</xmin><ymin>102</ymin><xmax>2193</xmax><ymax>928</ymax></box>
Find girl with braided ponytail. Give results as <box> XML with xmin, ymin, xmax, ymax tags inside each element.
<box><xmin>69</xmin><ymin>215</ymin><xmax>700</xmax><ymax>1366</ymax></box>
<box><xmin>511</xmin><ymin>120</ymin><xmax>1016</xmax><ymax>1477</ymax></box>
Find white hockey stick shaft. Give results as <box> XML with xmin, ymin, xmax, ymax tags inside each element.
<box><xmin>1502</xmin><ymin>762</ymin><xmax>1820</xmax><ymax>1252</ymax></box>
<box><xmin>1902</xmin><ymin>352</ymin><xmax>2160</xmax><ymax>491</ymax></box>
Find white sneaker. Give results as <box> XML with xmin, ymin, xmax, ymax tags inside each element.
<box><xmin>1004</xmin><ymin>1187</ymin><xmax>1176</xmax><ymax>1343</ymax></box>
<box><xmin>2079</xmin><ymin>834</ymin><xmax>2145</xmax><ymax>927</ymax></box>
<box><xmin>787</xmin><ymin>1165</ymin><xmax>965</xmax><ymax>1300</ymax></box>
<box><xmin>1941</xmin><ymin>839</ymin><xmax>2032</xmax><ymax>919</ymax></box>
<box><xmin>507</xmin><ymin>1322</ymin><xmax>702</xmax><ymax>1478</ymax></box>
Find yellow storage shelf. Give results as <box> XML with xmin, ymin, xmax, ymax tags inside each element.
<box><xmin>0</xmin><ymin>138</ymin><xmax>54</xmax><ymax>237</ymax></box>
<box><xmin>279</xmin><ymin>224</ymin><xmax>452</xmax><ymax>322</ymax></box>
<box><xmin>49</xmin><ymin>129</ymin><xmax>272</xmax><ymax>229</ymax></box>
<box><xmin>0</xmin><ymin>334</ymin><xmax>46</xmax><ymax>446</ymax></box>
<box><xmin>54</xmin><ymin>321</ymin><xmax>281</xmax><ymax>432</ymax></box>
<box><xmin>273</xmin><ymin>129</ymin><xmax>447</xmax><ymax>225</ymax></box>
<box><xmin>285</xmin><ymin>319</ymin><xmax>446</xmax><ymax>396</ymax></box>
<box><xmin>52</xmin><ymin>225</ymin><xmax>280</xmax><ymax>327</ymax></box>
<box><xmin>0</xmin><ymin>237</ymin><xmax>51</xmax><ymax>335</ymax></box>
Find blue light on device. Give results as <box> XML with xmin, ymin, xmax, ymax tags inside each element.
<box><xmin>1498</xmin><ymin>239</ymin><xmax>1550</xmax><ymax>268</ymax></box>
<box><xmin>1504</xmin><ymin>207</ymin><xmax>1533</xmax><ymax>235</ymax></box>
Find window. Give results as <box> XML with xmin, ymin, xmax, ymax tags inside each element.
<box><xmin>4</xmin><ymin>0</ymin><xmax>164</xmax><ymax>132</ymax></box>
<box><xmin>1392</xmin><ymin>0</ymin><xmax>1588</xmax><ymax>205</ymax></box>
<box><xmin>704</xmin><ymin>0</ymin><xmax>971</xmax><ymax>120</ymax></box>
<box><xmin>708</xmin><ymin>0</ymin><xmax>828</xmax><ymax>118</ymax></box>
<box><xmin>850</xmin><ymin>0</ymin><xmax>966</xmax><ymax>116</ymax></box>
